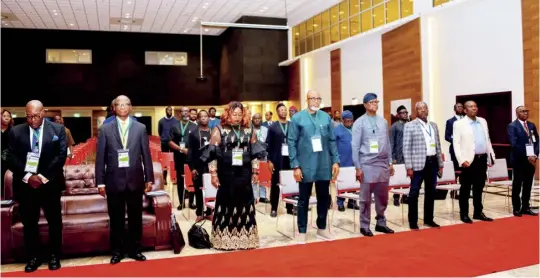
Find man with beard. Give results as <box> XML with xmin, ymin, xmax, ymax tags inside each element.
<box><xmin>208</xmin><ymin>107</ymin><xmax>220</xmax><ymax>129</ymax></box>
<box><xmin>445</xmin><ymin>103</ymin><xmax>465</xmax><ymax>170</ymax></box>
<box><xmin>189</xmin><ymin>109</ymin><xmax>198</xmax><ymax>125</ymax></box>
<box><xmin>169</xmin><ymin>107</ymin><xmax>197</xmax><ymax>210</ymax></box>
<box><xmin>158</xmin><ymin>106</ymin><xmax>179</xmax><ymax>181</ymax></box>
<box><xmin>390</xmin><ymin>105</ymin><xmax>409</xmax><ymax>206</ymax></box>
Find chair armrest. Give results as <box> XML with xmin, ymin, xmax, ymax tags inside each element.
<box><xmin>150</xmin><ymin>195</ymin><xmax>172</xmax><ymax>249</ymax></box>
<box><xmin>1</xmin><ymin>203</ymin><xmax>16</xmax><ymax>263</ymax></box>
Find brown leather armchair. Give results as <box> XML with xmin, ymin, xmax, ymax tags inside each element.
<box><xmin>1</xmin><ymin>162</ymin><xmax>172</xmax><ymax>263</ymax></box>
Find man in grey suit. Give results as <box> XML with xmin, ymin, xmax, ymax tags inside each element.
<box><xmin>95</xmin><ymin>95</ymin><xmax>154</xmax><ymax>264</ymax></box>
<box><xmin>403</xmin><ymin>102</ymin><xmax>444</xmax><ymax>230</ymax></box>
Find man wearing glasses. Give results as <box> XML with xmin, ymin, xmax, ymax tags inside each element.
<box><xmin>352</xmin><ymin>93</ymin><xmax>395</xmax><ymax>237</ymax></box>
<box><xmin>8</xmin><ymin>100</ymin><xmax>67</xmax><ymax>272</ymax></box>
<box><xmin>390</xmin><ymin>105</ymin><xmax>408</xmax><ymax>206</ymax></box>
<box><xmin>288</xmin><ymin>90</ymin><xmax>340</xmax><ymax>243</ymax></box>
<box><xmin>103</xmin><ymin>98</ymin><xmax>138</xmax><ymax>125</ymax></box>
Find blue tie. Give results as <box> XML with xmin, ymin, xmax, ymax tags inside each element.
<box><xmin>32</xmin><ymin>128</ymin><xmax>39</xmax><ymax>153</ymax></box>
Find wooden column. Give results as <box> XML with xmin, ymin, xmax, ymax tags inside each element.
<box><xmin>330</xmin><ymin>49</ymin><xmax>342</xmax><ymax>113</ymax></box>
<box><xmin>287</xmin><ymin>60</ymin><xmax>301</xmax><ymax>111</ymax></box>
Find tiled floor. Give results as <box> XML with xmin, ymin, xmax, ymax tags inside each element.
<box><xmin>2</xmin><ymin>182</ymin><xmax>539</xmax><ymax>276</ymax></box>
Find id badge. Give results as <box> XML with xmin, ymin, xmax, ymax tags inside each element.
<box><xmin>281</xmin><ymin>144</ymin><xmax>289</xmax><ymax>156</ymax></box>
<box><xmin>532</xmin><ymin>135</ymin><xmax>537</xmax><ymax>143</ymax></box>
<box><xmin>118</xmin><ymin>149</ymin><xmax>129</xmax><ymax>168</ymax></box>
<box><xmin>232</xmin><ymin>149</ymin><xmax>243</xmax><ymax>166</ymax></box>
<box><xmin>203</xmin><ymin>137</ymin><xmax>209</xmax><ymax>146</ymax></box>
<box><xmin>428</xmin><ymin>142</ymin><xmax>436</xmax><ymax>153</ymax></box>
<box><xmin>526</xmin><ymin>144</ymin><xmax>535</xmax><ymax>157</ymax></box>
<box><xmin>179</xmin><ymin>142</ymin><xmax>186</xmax><ymax>149</ymax></box>
<box><xmin>369</xmin><ymin>140</ymin><xmax>379</xmax><ymax>154</ymax></box>
<box><xmin>24</xmin><ymin>152</ymin><xmax>40</xmax><ymax>173</ymax></box>
<box><xmin>312</xmin><ymin>136</ymin><xmax>323</xmax><ymax>152</ymax></box>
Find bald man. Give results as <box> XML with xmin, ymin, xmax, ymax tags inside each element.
<box><xmin>8</xmin><ymin>100</ymin><xmax>67</xmax><ymax>272</ymax></box>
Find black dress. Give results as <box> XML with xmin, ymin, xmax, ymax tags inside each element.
<box><xmin>1</xmin><ymin>127</ymin><xmax>10</xmax><ymax>198</ymax></box>
<box><xmin>208</xmin><ymin>125</ymin><xmax>265</xmax><ymax>250</ymax></box>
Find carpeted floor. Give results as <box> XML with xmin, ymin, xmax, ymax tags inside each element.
<box><xmin>4</xmin><ymin>216</ymin><xmax>539</xmax><ymax>277</ymax></box>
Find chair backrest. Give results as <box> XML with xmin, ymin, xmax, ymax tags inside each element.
<box><xmin>488</xmin><ymin>158</ymin><xmax>509</xmax><ymax>181</ymax></box>
<box><xmin>258</xmin><ymin>161</ymin><xmax>272</xmax><ymax>187</ymax></box>
<box><xmin>336</xmin><ymin>167</ymin><xmax>360</xmax><ymax>192</ymax></box>
<box><xmin>202</xmin><ymin>173</ymin><xmax>217</xmax><ymax>202</ymax></box>
<box><xmin>389</xmin><ymin>164</ymin><xmax>410</xmax><ymax>188</ymax></box>
<box><xmin>158</xmin><ymin>152</ymin><xmax>174</xmax><ymax>169</ymax></box>
<box><xmin>437</xmin><ymin>161</ymin><xmax>456</xmax><ymax>184</ymax></box>
<box><xmin>279</xmin><ymin>170</ymin><xmax>298</xmax><ymax>196</ymax></box>
<box><xmin>183</xmin><ymin>164</ymin><xmax>194</xmax><ymax>187</ymax></box>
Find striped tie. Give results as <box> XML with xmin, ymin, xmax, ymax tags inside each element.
<box><xmin>32</xmin><ymin>128</ymin><xmax>39</xmax><ymax>153</ymax></box>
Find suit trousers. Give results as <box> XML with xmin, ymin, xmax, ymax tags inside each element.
<box><xmin>107</xmin><ymin>190</ymin><xmax>143</xmax><ymax>254</ymax></box>
<box><xmin>408</xmin><ymin>156</ymin><xmax>438</xmax><ymax>225</ymax></box>
<box><xmin>512</xmin><ymin>158</ymin><xmax>536</xmax><ymax>212</ymax></box>
<box><xmin>160</xmin><ymin>142</ymin><xmax>170</xmax><ymax>180</ymax></box>
<box><xmin>360</xmin><ymin>182</ymin><xmax>388</xmax><ymax>229</ymax></box>
<box><xmin>297</xmin><ymin>181</ymin><xmax>329</xmax><ymax>233</ymax></box>
<box><xmin>459</xmin><ymin>154</ymin><xmax>487</xmax><ymax>217</ymax></box>
<box><xmin>19</xmin><ymin>186</ymin><xmax>63</xmax><ymax>259</ymax></box>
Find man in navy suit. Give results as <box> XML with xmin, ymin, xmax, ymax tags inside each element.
<box><xmin>445</xmin><ymin>103</ymin><xmax>464</xmax><ymax>170</ymax></box>
<box><xmin>508</xmin><ymin>106</ymin><xmax>539</xmax><ymax>216</ymax></box>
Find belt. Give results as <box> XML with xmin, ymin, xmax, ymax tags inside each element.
<box><xmin>474</xmin><ymin>154</ymin><xmax>487</xmax><ymax>159</ymax></box>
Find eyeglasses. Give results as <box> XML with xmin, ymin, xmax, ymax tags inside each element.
<box><xmin>518</xmin><ymin>110</ymin><xmax>529</xmax><ymax>113</ymax></box>
<box><xmin>115</xmin><ymin>103</ymin><xmax>131</xmax><ymax>108</ymax></box>
<box><xmin>26</xmin><ymin>114</ymin><xmax>42</xmax><ymax>120</ymax></box>
<box><xmin>367</xmin><ymin>100</ymin><xmax>380</xmax><ymax>105</ymax></box>
<box><xmin>398</xmin><ymin>111</ymin><xmax>408</xmax><ymax>114</ymax></box>
<box><xmin>308</xmin><ymin>97</ymin><xmax>322</xmax><ymax>102</ymax></box>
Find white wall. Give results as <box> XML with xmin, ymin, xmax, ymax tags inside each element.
<box><xmin>425</xmin><ymin>0</ymin><xmax>524</xmax><ymax>153</ymax></box>
<box><xmin>300</xmin><ymin>50</ymin><xmax>331</xmax><ymax>110</ymax></box>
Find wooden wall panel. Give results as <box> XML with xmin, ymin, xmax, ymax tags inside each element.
<box><xmin>521</xmin><ymin>0</ymin><xmax>539</xmax><ymax>178</ymax></box>
<box><xmin>91</xmin><ymin>110</ymin><xmax>107</xmax><ymax>137</ymax></box>
<box><xmin>330</xmin><ymin>49</ymin><xmax>342</xmax><ymax>114</ymax></box>
<box><xmin>287</xmin><ymin>60</ymin><xmax>301</xmax><ymax>111</ymax></box>
<box><xmin>382</xmin><ymin>18</ymin><xmax>422</xmax><ymax>125</ymax></box>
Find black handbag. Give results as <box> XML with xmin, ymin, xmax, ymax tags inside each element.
<box><xmin>188</xmin><ymin>220</ymin><xmax>212</xmax><ymax>249</ymax></box>
<box><xmin>170</xmin><ymin>214</ymin><xmax>186</xmax><ymax>254</ymax></box>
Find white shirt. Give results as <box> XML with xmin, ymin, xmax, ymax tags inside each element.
<box><xmin>23</xmin><ymin>122</ymin><xmax>48</xmax><ymax>184</ymax></box>
<box><xmin>455</xmin><ymin>115</ymin><xmax>463</xmax><ymax>121</ymax></box>
<box><xmin>417</xmin><ymin>119</ymin><xmax>436</xmax><ymax>156</ymax></box>
<box><xmin>117</xmin><ymin>117</ymin><xmax>130</xmax><ymax>148</ymax></box>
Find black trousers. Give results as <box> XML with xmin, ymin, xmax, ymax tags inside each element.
<box><xmin>408</xmin><ymin>156</ymin><xmax>438</xmax><ymax>225</ymax></box>
<box><xmin>107</xmin><ymin>190</ymin><xmax>143</xmax><ymax>254</ymax></box>
<box><xmin>298</xmin><ymin>181</ymin><xmax>330</xmax><ymax>233</ymax></box>
<box><xmin>459</xmin><ymin>154</ymin><xmax>487</xmax><ymax>217</ymax></box>
<box><xmin>512</xmin><ymin>158</ymin><xmax>536</xmax><ymax>212</ymax></box>
<box><xmin>176</xmin><ymin>174</ymin><xmax>194</xmax><ymax>208</ymax></box>
<box><xmin>19</xmin><ymin>187</ymin><xmax>62</xmax><ymax>259</ymax></box>
<box><xmin>193</xmin><ymin>173</ymin><xmax>204</xmax><ymax>216</ymax></box>
<box><xmin>160</xmin><ymin>142</ymin><xmax>170</xmax><ymax>180</ymax></box>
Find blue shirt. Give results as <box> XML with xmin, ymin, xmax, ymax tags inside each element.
<box><xmin>469</xmin><ymin>117</ymin><xmax>487</xmax><ymax>154</ymax></box>
<box><xmin>334</xmin><ymin>124</ymin><xmax>353</xmax><ymax>167</ymax></box>
<box><xmin>158</xmin><ymin>116</ymin><xmax>179</xmax><ymax>142</ymax></box>
<box><xmin>209</xmin><ymin>118</ymin><xmax>220</xmax><ymax>129</ymax></box>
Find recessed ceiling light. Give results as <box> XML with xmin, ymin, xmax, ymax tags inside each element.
<box><xmin>69</xmin><ymin>23</ymin><xmax>74</xmax><ymax>26</ymax></box>
<box><xmin>260</xmin><ymin>9</ymin><xmax>264</xmax><ymax>12</ymax></box>
<box><xmin>204</xmin><ymin>28</ymin><xmax>209</xmax><ymax>32</ymax></box>
<box><xmin>127</xmin><ymin>1</ymin><xmax>132</xmax><ymax>4</ymax></box>
<box><xmin>295</xmin><ymin>32</ymin><xmax>299</xmax><ymax>36</ymax></box>
<box><xmin>184</xmin><ymin>29</ymin><xmax>189</xmax><ymax>33</ymax></box>
<box><xmin>53</xmin><ymin>12</ymin><xmax>58</xmax><ymax>16</ymax></box>
<box><xmin>52</xmin><ymin>9</ymin><xmax>57</xmax><ymax>12</ymax></box>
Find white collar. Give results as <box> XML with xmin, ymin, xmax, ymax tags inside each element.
<box><xmin>518</xmin><ymin>119</ymin><xmax>527</xmax><ymax>125</ymax></box>
<box><xmin>417</xmin><ymin>118</ymin><xmax>429</xmax><ymax>127</ymax></box>
<box><xmin>117</xmin><ymin>117</ymin><xmax>130</xmax><ymax>125</ymax></box>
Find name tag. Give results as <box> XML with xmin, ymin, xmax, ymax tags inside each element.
<box><xmin>24</xmin><ymin>152</ymin><xmax>40</xmax><ymax>173</ymax></box>
<box><xmin>526</xmin><ymin>144</ymin><xmax>535</xmax><ymax>157</ymax></box>
<box><xmin>203</xmin><ymin>137</ymin><xmax>209</xmax><ymax>146</ymax></box>
<box><xmin>118</xmin><ymin>149</ymin><xmax>129</xmax><ymax>168</ymax></box>
<box><xmin>281</xmin><ymin>144</ymin><xmax>289</xmax><ymax>156</ymax></box>
<box><xmin>232</xmin><ymin>150</ymin><xmax>243</xmax><ymax>166</ymax></box>
<box><xmin>369</xmin><ymin>140</ymin><xmax>379</xmax><ymax>154</ymax></box>
<box><xmin>428</xmin><ymin>142</ymin><xmax>436</xmax><ymax>153</ymax></box>
<box><xmin>179</xmin><ymin>142</ymin><xmax>186</xmax><ymax>149</ymax></box>
<box><xmin>532</xmin><ymin>135</ymin><xmax>537</xmax><ymax>143</ymax></box>
<box><xmin>312</xmin><ymin>136</ymin><xmax>322</xmax><ymax>152</ymax></box>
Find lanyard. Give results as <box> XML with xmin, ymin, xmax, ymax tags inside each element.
<box><xmin>118</xmin><ymin>119</ymin><xmax>131</xmax><ymax>148</ymax></box>
<box><xmin>279</xmin><ymin>122</ymin><xmax>288</xmax><ymax>136</ymax></box>
<box><xmin>307</xmin><ymin>110</ymin><xmax>321</xmax><ymax>133</ymax></box>
<box><xmin>255</xmin><ymin>128</ymin><xmax>262</xmax><ymax>140</ymax></box>
<box><xmin>32</xmin><ymin>126</ymin><xmax>42</xmax><ymax>151</ymax></box>
<box><xmin>231</xmin><ymin>125</ymin><xmax>241</xmax><ymax>146</ymax></box>
<box><xmin>419</xmin><ymin>120</ymin><xmax>432</xmax><ymax>138</ymax></box>
<box><xmin>180</xmin><ymin>122</ymin><xmax>188</xmax><ymax>136</ymax></box>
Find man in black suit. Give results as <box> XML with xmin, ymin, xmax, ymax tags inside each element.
<box><xmin>169</xmin><ymin>106</ymin><xmax>197</xmax><ymax>210</ymax></box>
<box><xmin>95</xmin><ymin>95</ymin><xmax>154</xmax><ymax>264</ymax></box>
<box><xmin>445</xmin><ymin>103</ymin><xmax>464</xmax><ymax>170</ymax></box>
<box><xmin>508</xmin><ymin>105</ymin><xmax>539</xmax><ymax>217</ymax></box>
<box><xmin>265</xmin><ymin>103</ymin><xmax>292</xmax><ymax>217</ymax></box>
<box><xmin>8</xmin><ymin>100</ymin><xmax>66</xmax><ymax>272</ymax></box>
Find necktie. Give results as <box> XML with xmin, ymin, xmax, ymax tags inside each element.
<box><xmin>523</xmin><ymin>121</ymin><xmax>529</xmax><ymax>135</ymax></box>
<box><xmin>120</xmin><ymin>121</ymin><xmax>127</xmax><ymax>147</ymax></box>
<box><xmin>32</xmin><ymin>127</ymin><xmax>39</xmax><ymax>153</ymax></box>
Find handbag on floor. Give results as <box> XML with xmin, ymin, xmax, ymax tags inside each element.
<box><xmin>170</xmin><ymin>214</ymin><xmax>186</xmax><ymax>254</ymax></box>
<box><xmin>188</xmin><ymin>220</ymin><xmax>212</xmax><ymax>249</ymax></box>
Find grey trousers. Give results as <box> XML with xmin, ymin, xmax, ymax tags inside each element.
<box><xmin>359</xmin><ymin>182</ymin><xmax>388</xmax><ymax>229</ymax></box>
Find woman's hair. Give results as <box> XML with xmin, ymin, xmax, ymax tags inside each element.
<box><xmin>1</xmin><ymin>109</ymin><xmax>14</xmax><ymax>128</ymax></box>
<box><xmin>220</xmin><ymin>101</ymin><xmax>251</xmax><ymax>128</ymax></box>
<box><xmin>197</xmin><ymin>109</ymin><xmax>208</xmax><ymax>118</ymax></box>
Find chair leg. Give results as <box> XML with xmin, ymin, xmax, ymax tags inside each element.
<box><xmin>401</xmin><ymin>200</ymin><xmax>405</xmax><ymax>226</ymax></box>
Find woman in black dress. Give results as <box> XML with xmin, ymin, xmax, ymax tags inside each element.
<box><xmin>1</xmin><ymin>109</ymin><xmax>14</xmax><ymax>198</ymax></box>
<box><xmin>203</xmin><ymin>102</ymin><xmax>266</xmax><ymax>250</ymax></box>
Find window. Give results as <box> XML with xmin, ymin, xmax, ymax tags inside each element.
<box><xmin>46</xmin><ymin>49</ymin><xmax>92</xmax><ymax>64</ymax></box>
<box><xmin>340</xmin><ymin>21</ymin><xmax>350</xmax><ymax>40</ymax></box>
<box><xmin>433</xmin><ymin>0</ymin><xmax>451</xmax><ymax>7</ymax></box>
<box><xmin>350</xmin><ymin>0</ymin><xmax>360</xmax><ymax>16</ymax></box>
<box><xmin>145</xmin><ymin>52</ymin><xmax>187</xmax><ymax>66</ymax></box>
<box><xmin>386</xmin><ymin>0</ymin><xmax>400</xmax><ymax>23</ymax></box>
<box><xmin>373</xmin><ymin>4</ymin><xmax>385</xmax><ymax>28</ymax></box>
<box><xmin>401</xmin><ymin>0</ymin><xmax>414</xmax><ymax>17</ymax></box>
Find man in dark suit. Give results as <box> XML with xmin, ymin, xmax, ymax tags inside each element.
<box><xmin>95</xmin><ymin>95</ymin><xmax>154</xmax><ymax>264</ymax></box>
<box><xmin>445</xmin><ymin>103</ymin><xmax>464</xmax><ymax>170</ymax></box>
<box><xmin>508</xmin><ymin>105</ymin><xmax>539</xmax><ymax>217</ymax></box>
<box><xmin>8</xmin><ymin>100</ymin><xmax>66</xmax><ymax>272</ymax></box>
<box><xmin>262</xmin><ymin>111</ymin><xmax>274</xmax><ymax>128</ymax></box>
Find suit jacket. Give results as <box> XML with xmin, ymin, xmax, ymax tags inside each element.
<box><xmin>168</xmin><ymin>121</ymin><xmax>197</xmax><ymax>174</ymax></box>
<box><xmin>265</xmin><ymin>121</ymin><xmax>289</xmax><ymax>170</ymax></box>
<box><xmin>95</xmin><ymin>118</ymin><xmax>154</xmax><ymax>194</ymax></box>
<box><xmin>453</xmin><ymin>116</ymin><xmax>496</xmax><ymax>166</ymax></box>
<box><xmin>262</xmin><ymin>121</ymin><xmax>273</xmax><ymax>128</ymax></box>
<box><xmin>445</xmin><ymin>116</ymin><xmax>459</xmax><ymax>158</ymax></box>
<box><xmin>508</xmin><ymin>119</ymin><xmax>539</xmax><ymax>164</ymax></box>
<box><xmin>8</xmin><ymin>121</ymin><xmax>67</xmax><ymax>200</ymax></box>
<box><xmin>403</xmin><ymin>119</ymin><xmax>444</xmax><ymax>171</ymax></box>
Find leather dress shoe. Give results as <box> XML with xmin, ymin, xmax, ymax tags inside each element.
<box><xmin>128</xmin><ymin>252</ymin><xmax>147</xmax><ymax>261</ymax></box>
<box><xmin>338</xmin><ymin>205</ymin><xmax>345</xmax><ymax>212</ymax></box>
<box><xmin>360</xmin><ymin>228</ymin><xmax>373</xmax><ymax>237</ymax></box>
<box><xmin>521</xmin><ymin>209</ymin><xmax>538</xmax><ymax>216</ymax></box>
<box><xmin>424</xmin><ymin>221</ymin><xmax>441</xmax><ymax>228</ymax></box>
<box><xmin>473</xmin><ymin>213</ymin><xmax>493</xmax><ymax>221</ymax></box>
<box><xmin>513</xmin><ymin>211</ymin><xmax>523</xmax><ymax>217</ymax></box>
<box><xmin>270</xmin><ymin>210</ymin><xmax>277</xmax><ymax>218</ymax></box>
<box><xmin>110</xmin><ymin>253</ymin><xmax>124</xmax><ymax>264</ymax></box>
<box><xmin>48</xmin><ymin>255</ymin><xmax>61</xmax><ymax>270</ymax></box>
<box><xmin>24</xmin><ymin>257</ymin><xmax>42</xmax><ymax>273</ymax></box>
<box><xmin>461</xmin><ymin>216</ymin><xmax>473</xmax><ymax>224</ymax></box>
<box><xmin>375</xmin><ymin>225</ymin><xmax>394</xmax><ymax>234</ymax></box>
<box><xmin>409</xmin><ymin>223</ymin><xmax>419</xmax><ymax>230</ymax></box>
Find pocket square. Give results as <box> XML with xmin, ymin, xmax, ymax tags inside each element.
<box><xmin>52</xmin><ymin>135</ymin><xmax>59</xmax><ymax>141</ymax></box>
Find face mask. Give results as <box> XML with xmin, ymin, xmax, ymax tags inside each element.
<box><xmin>309</xmin><ymin>106</ymin><xmax>319</xmax><ymax>111</ymax></box>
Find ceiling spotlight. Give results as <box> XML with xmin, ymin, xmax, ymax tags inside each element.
<box><xmin>53</xmin><ymin>12</ymin><xmax>58</xmax><ymax>16</ymax></box>
<box><xmin>69</xmin><ymin>23</ymin><xmax>74</xmax><ymax>26</ymax></box>
<box><xmin>184</xmin><ymin>29</ymin><xmax>189</xmax><ymax>33</ymax></box>
<box><xmin>127</xmin><ymin>1</ymin><xmax>132</xmax><ymax>4</ymax></box>
<box><xmin>52</xmin><ymin>9</ymin><xmax>57</xmax><ymax>12</ymax></box>
<box><xmin>204</xmin><ymin>28</ymin><xmax>209</xmax><ymax>32</ymax></box>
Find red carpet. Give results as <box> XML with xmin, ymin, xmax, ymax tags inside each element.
<box><xmin>4</xmin><ymin>216</ymin><xmax>539</xmax><ymax>277</ymax></box>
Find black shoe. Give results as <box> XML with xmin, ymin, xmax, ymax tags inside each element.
<box><xmin>424</xmin><ymin>221</ymin><xmax>441</xmax><ymax>228</ymax></box>
<box><xmin>521</xmin><ymin>209</ymin><xmax>539</xmax><ymax>216</ymax></box>
<box><xmin>393</xmin><ymin>197</ymin><xmax>400</xmax><ymax>207</ymax></box>
<box><xmin>270</xmin><ymin>210</ymin><xmax>277</xmax><ymax>217</ymax></box>
<box><xmin>347</xmin><ymin>202</ymin><xmax>360</xmax><ymax>210</ymax></box>
<box><xmin>177</xmin><ymin>205</ymin><xmax>182</xmax><ymax>211</ymax></box>
<box><xmin>473</xmin><ymin>213</ymin><xmax>493</xmax><ymax>221</ymax></box>
<box><xmin>375</xmin><ymin>225</ymin><xmax>394</xmax><ymax>234</ymax></box>
<box><xmin>24</xmin><ymin>257</ymin><xmax>42</xmax><ymax>273</ymax></box>
<box><xmin>409</xmin><ymin>223</ymin><xmax>419</xmax><ymax>230</ymax></box>
<box><xmin>190</xmin><ymin>204</ymin><xmax>196</xmax><ymax>210</ymax></box>
<box><xmin>110</xmin><ymin>253</ymin><xmax>124</xmax><ymax>264</ymax></box>
<box><xmin>128</xmin><ymin>252</ymin><xmax>147</xmax><ymax>261</ymax></box>
<box><xmin>461</xmin><ymin>216</ymin><xmax>473</xmax><ymax>224</ymax></box>
<box><xmin>48</xmin><ymin>255</ymin><xmax>61</xmax><ymax>271</ymax></box>
<box><xmin>360</xmin><ymin>228</ymin><xmax>373</xmax><ymax>237</ymax></box>
<box><xmin>338</xmin><ymin>205</ymin><xmax>345</xmax><ymax>212</ymax></box>
<box><xmin>513</xmin><ymin>211</ymin><xmax>523</xmax><ymax>217</ymax></box>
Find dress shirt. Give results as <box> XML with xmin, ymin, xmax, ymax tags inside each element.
<box><xmin>468</xmin><ymin>116</ymin><xmax>487</xmax><ymax>154</ymax></box>
<box><xmin>418</xmin><ymin>119</ymin><xmax>436</xmax><ymax>156</ymax></box>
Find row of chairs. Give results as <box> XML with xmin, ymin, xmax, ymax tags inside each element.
<box><xmin>64</xmin><ymin>138</ymin><xmax>97</xmax><ymax>165</ymax></box>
